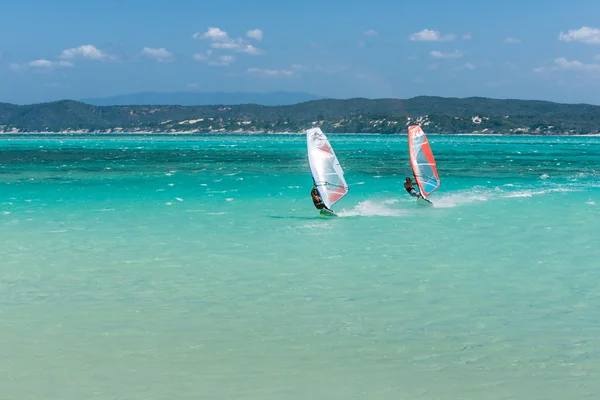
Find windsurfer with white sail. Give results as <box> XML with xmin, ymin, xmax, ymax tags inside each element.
<box><xmin>306</xmin><ymin>127</ymin><xmax>348</xmax><ymax>216</ymax></box>
<box><xmin>311</xmin><ymin>185</ymin><xmax>332</xmax><ymax>211</ymax></box>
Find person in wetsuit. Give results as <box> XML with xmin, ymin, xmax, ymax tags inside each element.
<box><xmin>311</xmin><ymin>185</ymin><xmax>329</xmax><ymax>210</ymax></box>
<box><xmin>404</xmin><ymin>176</ymin><xmax>422</xmax><ymax>198</ymax></box>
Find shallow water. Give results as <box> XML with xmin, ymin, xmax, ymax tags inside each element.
<box><xmin>1</xmin><ymin>134</ymin><xmax>599</xmax><ymax>399</ymax></box>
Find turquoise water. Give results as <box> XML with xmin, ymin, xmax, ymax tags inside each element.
<box><xmin>1</xmin><ymin>134</ymin><xmax>599</xmax><ymax>400</ymax></box>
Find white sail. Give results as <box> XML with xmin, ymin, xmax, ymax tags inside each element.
<box><xmin>306</xmin><ymin>127</ymin><xmax>348</xmax><ymax>209</ymax></box>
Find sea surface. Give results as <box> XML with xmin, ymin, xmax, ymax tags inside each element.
<box><xmin>1</xmin><ymin>134</ymin><xmax>599</xmax><ymax>400</ymax></box>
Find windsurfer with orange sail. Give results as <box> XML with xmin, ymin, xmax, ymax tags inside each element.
<box><xmin>403</xmin><ymin>176</ymin><xmax>422</xmax><ymax>198</ymax></box>
<box><xmin>407</xmin><ymin>125</ymin><xmax>440</xmax><ymax>205</ymax></box>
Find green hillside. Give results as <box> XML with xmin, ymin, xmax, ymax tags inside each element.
<box><xmin>0</xmin><ymin>96</ymin><xmax>599</xmax><ymax>134</ymax></box>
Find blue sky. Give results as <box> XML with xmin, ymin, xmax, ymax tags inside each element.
<box><xmin>1</xmin><ymin>0</ymin><xmax>600</xmax><ymax>105</ymax></box>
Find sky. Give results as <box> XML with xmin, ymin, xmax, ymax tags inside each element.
<box><xmin>1</xmin><ymin>0</ymin><xmax>600</xmax><ymax>105</ymax></box>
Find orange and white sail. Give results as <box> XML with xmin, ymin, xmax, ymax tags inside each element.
<box><xmin>408</xmin><ymin>125</ymin><xmax>440</xmax><ymax>197</ymax></box>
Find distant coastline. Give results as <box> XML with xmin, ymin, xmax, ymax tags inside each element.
<box><xmin>1</xmin><ymin>96</ymin><xmax>600</xmax><ymax>135</ymax></box>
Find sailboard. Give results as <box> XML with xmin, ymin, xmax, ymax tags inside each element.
<box><xmin>408</xmin><ymin>125</ymin><xmax>440</xmax><ymax>205</ymax></box>
<box><xmin>306</xmin><ymin>127</ymin><xmax>349</xmax><ymax>215</ymax></box>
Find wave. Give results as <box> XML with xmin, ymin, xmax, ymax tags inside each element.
<box><xmin>430</xmin><ymin>192</ymin><xmax>489</xmax><ymax>208</ymax></box>
<box><xmin>336</xmin><ymin>200</ymin><xmax>408</xmax><ymax>217</ymax></box>
<box><xmin>327</xmin><ymin>182</ymin><xmax>594</xmax><ymax>216</ymax></box>
<box><xmin>431</xmin><ymin>181</ymin><xmax>598</xmax><ymax>207</ymax></box>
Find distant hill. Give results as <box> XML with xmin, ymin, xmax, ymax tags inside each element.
<box><xmin>81</xmin><ymin>91</ymin><xmax>327</xmax><ymax>106</ymax></box>
<box><xmin>1</xmin><ymin>96</ymin><xmax>599</xmax><ymax>134</ymax></box>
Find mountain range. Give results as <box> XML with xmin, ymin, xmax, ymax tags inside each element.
<box><xmin>1</xmin><ymin>96</ymin><xmax>599</xmax><ymax>135</ymax></box>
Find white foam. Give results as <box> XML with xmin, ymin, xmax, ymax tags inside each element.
<box><xmin>504</xmin><ymin>187</ymin><xmax>577</xmax><ymax>199</ymax></box>
<box><xmin>573</xmin><ymin>172</ymin><xmax>591</xmax><ymax>179</ymax></box>
<box><xmin>431</xmin><ymin>192</ymin><xmax>489</xmax><ymax>208</ymax></box>
<box><xmin>505</xmin><ymin>192</ymin><xmax>535</xmax><ymax>198</ymax></box>
<box><xmin>337</xmin><ymin>200</ymin><xmax>408</xmax><ymax>217</ymax></box>
<box><xmin>298</xmin><ymin>223</ymin><xmax>331</xmax><ymax>230</ymax></box>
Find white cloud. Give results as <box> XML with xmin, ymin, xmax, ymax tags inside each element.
<box><xmin>194</xmin><ymin>27</ymin><xmax>264</xmax><ymax>54</ymax></box>
<box><xmin>558</xmin><ymin>26</ymin><xmax>600</xmax><ymax>44</ymax></box>
<box><xmin>29</xmin><ymin>59</ymin><xmax>53</xmax><ymax>68</ymax></box>
<box><xmin>193</xmin><ymin>50</ymin><xmax>211</xmax><ymax>61</ymax></box>
<box><xmin>246</xmin><ymin>29</ymin><xmax>263</xmax><ymax>41</ymax></box>
<box><xmin>504</xmin><ymin>37</ymin><xmax>521</xmax><ymax>43</ymax></box>
<box><xmin>194</xmin><ymin>27</ymin><xmax>230</xmax><ymax>41</ymax></box>
<box><xmin>463</xmin><ymin>62</ymin><xmax>475</xmax><ymax>70</ymax></box>
<box><xmin>409</xmin><ymin>29</ymin><xmax>455</xmax><ymax>42</ymax></box>
<box><xmin>595</xmin><ymin>55</ymin><xmax>600</xmax><ymax>60</ymax></box>
<box><xmin>211</xmin><ymin>42</ymin><xmax>241</xmax><ymax>49</ymax></box>
<box><xmin>193</xmin><ymin>27</ymin><xmax>239</xmax><ymax>48</ymax></box>
<box><xmin>247</xmin><ymin>67</ymin><xmax>293</xmax><ymax>77</ymax></box>
<box><xmin>359</xmin><ymin>30</ymin><xmax>378</xmax><ymax>47</ymax></box>
<box><xmin>29</xmin><ymin>59</ymin><xmax>73</xmax><ymax>68</ymax></box>
<box><xmin>10</xmin><ymin>59</ymin><xmax>73</xmax><ymax>72</ymax></box>
<box><xmin>291</xmin><ymin>63</ymin><xmax>347</xmax><ymax>74</ymax></box>
<box><xmin>462</xmin><ymin>34</ymin><xmax>472</xmax><ymax>40</ymax></box>
<box><xmin>430</xmin><ymin>50</ymin><xmax>463</xmax><ymax>59</ymax></box>
<box><xmin>241</xmin><ymin>44</ymin><xmax>263</xmax><ymax>55</ymax></box>
<box><xmin>211</xmin><ymin>55</ymin><xmax>235</xmax><ymax>66</ymax></box>
<box><xmin>60</xmin><ymin>44</ymin><xmax>107</xmax><ymax>60</ymax></box>
<box><xmin>141</xmin><ymin>47</ymin><xmax>173</xmax><ymax>61</ymax></box>
<box><xmin>194</xmin><ymin>51</ymin><xmax>234</xmax><ymax>66</ymax></box>
<box><xmin>12</xmin><ymin>44</ymin><xmax>108</xmax><ymax>73</ymax></box>
<box><xmin>533</xmin><ymin>57</ymin><xmax>600</xmax><ymax>73</ymax></box>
